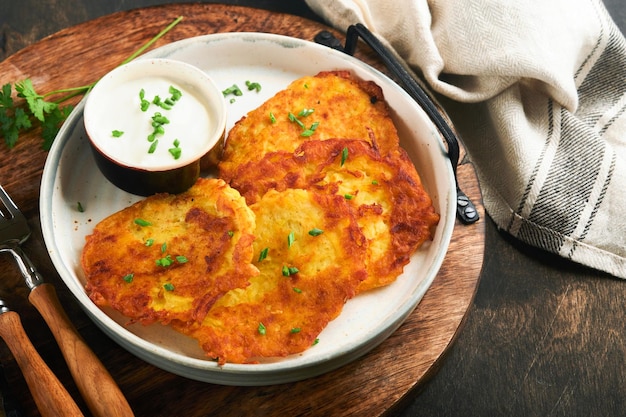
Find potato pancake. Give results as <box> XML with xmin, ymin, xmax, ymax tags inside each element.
<box><xmin>174</xmin><ymin>188</ymin><xmax>367</xmax><ymax>364</ymax></box>
<box><xmin>81</xmin><ymin>69</ymin><xmax>441</xmax><ymax>365</ymax></box>
<box><xmin>82</xmin><ymin>178</ymin><xmax>258</xmax><ymax>325</ymax></box>
<box><xmin>218</xmin><ymin>70</ymin><xmax>401</xmax><ymax>182</ymax></box>
<box><xmin>229</xmin><ymin>138</ymin><xmax>440</xmax><ymax>292</ymax></box>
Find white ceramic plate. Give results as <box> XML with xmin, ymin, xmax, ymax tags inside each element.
<box><xmin>40</xmin><ymin>33</ymin><xmax>456</xmax><ymax>386</ymax></box>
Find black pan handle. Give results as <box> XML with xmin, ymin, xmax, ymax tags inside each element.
<box><xmin>315</xmin><ymin>24</ymin><xmax>479</xmax><ymax>224</ymax></box>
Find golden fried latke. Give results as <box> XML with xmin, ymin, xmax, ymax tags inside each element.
<box><xmin>82</xmin><ymin>69</ymin><xmax>441</xmax><ymax>365</ymax></box>
<box><xmin>229</xmin><ymin>139</ymin><xmax>440</xmax><ymax>292</ymax></box>
<box><xmin>82</xmin><ymin>178</ymin><xmax>258</xmax><ymax>325</ymax></box>
<box><xmin>218</xmin><ymin>70</ymin><xmax>400</xmax><ymax>182</ymax></box>
<box><xmin>175</xmin><ymin>188</ymin><xmax>367</xmax><ymax>364</ymax></box>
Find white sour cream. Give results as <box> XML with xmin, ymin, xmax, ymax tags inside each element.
<box><xmin>90</xmin><ymin>77</ymin><xmax>212</xmax><ymax>170</ymax></box>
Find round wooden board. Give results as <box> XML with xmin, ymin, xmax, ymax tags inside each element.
<box><xmin>0</xmin><ymin>4</ymin><xmax>485</xmax><ymax>416</ymax></box>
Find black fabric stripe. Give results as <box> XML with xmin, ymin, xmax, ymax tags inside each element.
<box><xmin>514</xmin><ymin>10</ymin><xmax>623</xmax><ymax>256</ymax></box>
<box><xmin>506</xmin><ymin>100</ymin><xmax>555</xmax><ymax>232</ymax></box>
<box><xmin>566</xmin><ymin>151</ymin><xmax>616</xmax><ymax>258</ymax></box>
<box><xmin>518</xmin><ymin>108</ymin><xmax>606</xmax><ymax>250</ymax></box>
<box><xmin>517</xmin><ymin>219</ymin><xmax>564</xmax><ymax>254</ymax></box>
<box><xmin>573</xmin><ymin>0</ymin><xmax>604</xmax><ymax>82</ymax></box>
<box><xmin>577</xmin><ymin>28</ymin><xmax>626</xmax><ymax>125</ymax></box>
<box><xmin>599</xmin><ymin>101</ymin><xmax>626</xmax><ymax>135</ymax></box>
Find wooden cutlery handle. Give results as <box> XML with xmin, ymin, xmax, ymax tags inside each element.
<box><xmin>0</xmin><ymin>310</ymin><xmax>84</xmax><ymax>417</ymax></box>
<box><xmin>29</xmin><ymin>283</ymin><xmax>134</xmax><ymax>417</ymax></box>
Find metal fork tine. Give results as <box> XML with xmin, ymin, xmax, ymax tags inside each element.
<box><xmin>0</xmin><ymin>186</ymin><xmax>31</xmax><ymax>245</ymax></box>
<box><xmin>0</xmin><ymin>185</ymin><xmax>18</xmax><ymax>220</ymax></box>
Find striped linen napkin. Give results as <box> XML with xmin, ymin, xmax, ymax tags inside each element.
<box><xmin>305</xmin><ymin>0</ymin><xmax>626</xmax><ymax>279</ymax></box>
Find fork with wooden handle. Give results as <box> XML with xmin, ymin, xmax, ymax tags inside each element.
<box><xmin>0</xmin><ymin>298</ymin><xmax>84</xmax><ymax>417</ymax></box>
<box><xmin>0</xmin><ymin>185</ymin><xmax>134</xmax><ymax>417</ymax></box>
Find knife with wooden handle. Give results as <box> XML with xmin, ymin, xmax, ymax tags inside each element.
<box><xmin>0</xmin><ymin>300</ymin><xmax>84</xmax><ymax>417</ymax></box>
<box><xmin>29</xmin><ymin>283</ymin><xmax>135</xmax><ymax>417</ymax></box>
<box><xmin>9</xmin><ymin>244</ymin><xmax>134</xmax><ymax>417</ymax></box>
<box><xmin>1</xmin><ymin>184</ymin><xmax>133</xmax><ymax>416</ymax></box>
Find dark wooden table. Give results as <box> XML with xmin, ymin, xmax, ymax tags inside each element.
<box><xmin>1</xmin><ymin>1</ymin><xmax>625</xmax><ymax>417</ymax></box>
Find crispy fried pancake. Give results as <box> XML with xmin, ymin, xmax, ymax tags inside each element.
<box><xmin>219</xmin><ymin>71</ymin><xmax>401</xmax><ymax>182</ymax></box>
<box><xmin>175</xmin><ymin>188</ymin><xmax>367</xmax><ymax>364</ymax></box>
<box><xmin>229</xmin><ymin>139</ymin><xmax>440</xmax><ymax>292</ymax></box>
<box><xmin>82</xmin><ymin>70</ymin><xmax>440</xmax><ymax>365</ymax></box>
<box><xmin>82</xmin><ymin>178</ymin><xmax>258</xmax><ymax>325</ymax></box>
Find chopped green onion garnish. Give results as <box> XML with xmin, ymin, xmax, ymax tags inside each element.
<box><xmin>161</xmin><ymin>242</ymin><xmax>167</xmax><ymax>253</ymax></box>
<box><xmin>245</xmin><ymin>80</ymin><xmax>262</xmax><ymax>92</ymax></box>
<box><xmin>288</xmin><ymin>112</ymin><xmax>306</xmax><ymax>129</ymax></box>
<box><xmin>222</xmin><ymin>84</ymin><xmax>242</xmax><ymax>97</ymax></box>
<box><xmin>301</xmin><ymin>122</ymin><xmax>319</xmax><ymax>137</ymax></box>
<box><xmin>111</xmin><ymin>130</ymin><xmax>124</xmax><ymax>137</ymax></box>
<box><xmin>153</xmin><ymin>95</ymin><xmax>173</xmax><ymax>110</ymax></box>
<box><xmin>289</xmin><ymin>110</ymin><xmax>319</xmax><ymax>136</ymax></box>
<box><xmin>269</xmin><ymin>112</ymin><xmax>276</xmax><ymax>124</ymax></box>
<box><xmin>169</xmin><ymin>147</ymin><xmax>182</xmax><ymax>160</ymax></box>
<box><xmin>151</xmin><ymin>113</ymin><xmax>170</xmax><ymax>125</ymax></box>
<box><xmin>287</xmin><ymin>231</ymin><xmax>295</xmax><ymax>248</ymax></box>
<box><xmin>147</xmin><ymin>85</ymin><xmax>183</xmax><ymax>108</ymax></box>
<box><xmin>344</xmin><ymin>194</ymin><xmax>354</xmax><ymax>200</ymax></box>
<box><xmin>341</xmin><ymin>147</ymin><xmax>349</xmax><ymax>166</ymax></box>
<box><xmin>290</xmin><ymin>328</ymin><xmax>301</xmax><ymax>334</ymax></box>
<box><xmin>371</xmin><ymin>180</ymin><xmax>379</xmax><ymax>185</ymax></box>
<box><xmin>258</xmin><ymin>247</ymin><xmax>269</xmax><ymax>262</ymax></box>
<box><xmin>228</xmin><ymin>230</ymin><xmax>234</xmax><ymax>238</ymax></box>
<box><xmin>298</xmin><ymin>108</ymin><xmax>314</xmax><ymax>117</ymax></box>
<box><xmin>312</xmin><ymin>338</ymin><xmax>319</xmax><ymax>346</ymax></box>
<box><xmin>169</xmin><ymin>85</ymin><xmax>182</xmax><ymax>101</ymax></box>
<box><xmin>282</xmin><ymin>265</ymin><xmax>299</xmax><ymax>276</ymax></box>
<box><xmin>134</xmin><ymin>218</ymin><xmax>151</xmax><ymax>227</ymax></box>
<box><xmin>176</xmin><ymin>255</ymin><xmax>188</xmax><ymax>264</ymax></box>
<box><xmin>163</xmin><ymin>283</ymin><xmax>175</xmax><ymax>291</ymax></box>
<box><xmin>169</xmin><ymin>138</ymin><xmax>182</xmax><ymax>159</ymax></box>
<box><xmin>123</xmin><ymin>274</ymin><xmax>134</xmax><ymax>283</ymax></box>
<box><xmin>77</xmin><ymin>202</ymin><xmax>84</xmax><ymax>213</ymax></box>
<box><xmin>156</xmin><ymin>255</ymin><xmax>173</xmax><ymax>267</ymax></box>
<box><xmin>139</xmin><ymin>89</ymin><xmax>150</xmax><ymax>111</ymax></box>
<box><xmin>293</xmin><ymin>287</ymin><xmax>302</xmax><ymax>293</ymax></box>
<box><xmin>148</xmin><ymin>139</ymin><xmax>158</xmax><ymax>154</ymax></box>
<box><xmin>258</xmin><ymin>322</ymin><xmax>266</xmax><ymax>335</ymax></box>
<box><xmin>145</xmin><ymin>238</ymin><xmax>154</xmax><ymax>247</ymax></box>
<box><xmin>308</xmin><ymin>228</ymin><xmax>324</xmax><ymax>236</ymax></box>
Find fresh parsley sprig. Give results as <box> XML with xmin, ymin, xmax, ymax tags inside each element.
<box><xmin>0</xmin><ymin>16</ymin><xmax>183</xmax><ymax>151</ymax></box>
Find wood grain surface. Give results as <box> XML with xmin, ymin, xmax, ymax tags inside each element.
<box><xmin>28</xmin><ymin>284</ymin><xmax>134</xmax><ymax>417</ymax></box>
<box><xmin>0</xmin><ymin>4</ymin><xmax>484</xmax><ymax>416</ymax></box>
<box><xmin>0</xmin><ymin>312</ymin><xmax>84</xmax><ymax>417</ymax></box>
